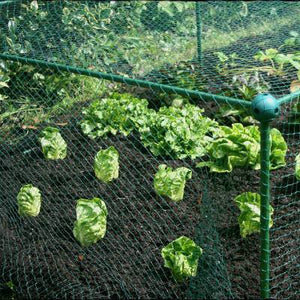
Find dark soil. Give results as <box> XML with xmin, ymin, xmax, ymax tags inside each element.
<box><xmin>0</xmin><ymin>114</ymin><xmax>298</xmax><ymax>299</ymax></box>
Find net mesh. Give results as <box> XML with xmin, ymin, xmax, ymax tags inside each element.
<box><xmin>0</xmin><ymin>1</ymin><xmax>299</xmax><ymax>299</ymax></box>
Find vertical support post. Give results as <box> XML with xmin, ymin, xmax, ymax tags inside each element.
<box><xmin>251</xmin><ymin>93</ymin><xmax>280</xmax><ymax>299</ymax></box>
<box><xmin>195</xmin><ymin>2</ymin><xmax>202</xmax><ymax>65</ymax></box>
<box><xmin>259</xmin><ymin>121</ymin><xmax>271</xmax><ymax>299</ymax></box>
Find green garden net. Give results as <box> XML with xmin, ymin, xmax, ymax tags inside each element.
<box><xmin>0</xmin><ymin>1</ymin><xmax>299</xmax><ymax>299</ymax></box>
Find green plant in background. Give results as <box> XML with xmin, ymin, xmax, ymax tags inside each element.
<box><xmin>216</xmin><ymin>49</ymin><xmax>300</xmax><ymax>80</ymax></box>
<box><xmin>197</xmin><ymin>124</ymin><xmax>287</xmax><ymax>173</ymax></box>
<box><xmin>154</xmin><ymin>164</ymin><xmax>192</xmax><ymax>202</ymax></box>
<box><xmin>296</xmin><ymin>154</ymin><xmax>300</xmax><ymax>180</ymax></box>
<box><xmin>281</xmin><ymin>31</ymin><xmax>300</xmax><ymax>48</ymax></box>
<box><xmin>161</xmin><ymin>236</ymin><xmax>202</xmax><ymax>282</ymax></box>
<box><xmin>139</xmin><ymin>104</ymin><xmax>218</xmax><ymax>159</ymax></box>
<box><xmin>0</xmin><ymin>62</ymin><xmax>9</xmax><ymax>101</ymax></box>
<box><xmin>288</xmin><ymin>99</ymin><xmax>300</xmax><ymax>125</ymax></box>
<box><xmin>94</xmin><ymin>146</ymin><xmax>119</xmax><ymax>183</ymax></box>
<box><xmin>234</xmin><ymin>192</ymin><xmax>273</xmax><ymax>238</ymax></box>
<box><xmin>5</xmin><ymin>280</ymin><xmax>15</xmax><ymax>290</ymax></box>
<box><xmin>17</xmin><ymin>184</ymin><xmax>41</xmax><ymax>217</ymax></box>
<box><xmin>39</xmin><ymin>127</ymin><xmax>67</xmax><ymax>160</ymax></box>
<box><xmin>73</xmin><ymin>198</ymin><xmax>108</xmax><ymax>247</ymax></box>
<box><xmin>254</xmin><ymin>49</ymin><xmax>300</xmax><ymax>80</ymax></box>
<box><xmin>81</xmin><ymin>93</ymin><xmax>150</xmax><ymax>139</ymax></box>
<box><xmin>216</xmin><ymin>72</ymin><xmax>270</xmax><ymax>124</ymax></box>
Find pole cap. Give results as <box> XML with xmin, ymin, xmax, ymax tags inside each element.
<box><xmin>251</xmin><ymin>93</ymin><xmax>280</xmax><ymax>122</ymax></box>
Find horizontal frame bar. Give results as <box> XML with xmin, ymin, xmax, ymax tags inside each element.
<box><xmin>0</xmin><ymin>53</ymin><xmax>251</xmax><ymax>108</ymax></box>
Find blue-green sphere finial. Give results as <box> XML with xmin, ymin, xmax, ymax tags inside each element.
<box><xmin>251</xmin><ymin>93</ymin><xmax>279</xmax><ymax>122</ymax></box>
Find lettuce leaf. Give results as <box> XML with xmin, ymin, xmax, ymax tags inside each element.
<box><xmin>197</xmin><ymin>123</ymin><xmax>287</xmax><ymax>172</ymax></box>
<box><xmin>139</xmin><ymin>104</ymin><xmax>217</xmax><ymax>159</ymax></box>
<box><xmin>234</xmin><ymin>192</ymin><xmax>273</xmax><ymax>238</ymax></box>
<box><xmin>73</xmin><ymin>198</ymin><xmax>108</xmax><ymax>247</ymax></box>
<box><xmin>161</xmin><ymin>236</ymin><xmax>202</xmax><ymax>281</ymax></box>
<box><xmin>17</xmin><ymin>184</ymin><xmax>42</xmax><ymax>217</ymax></box>
<box><xmin>270</xmin><ymin>128</ymin><xmax>287</xmax><ymax>170</ymax></box>
<box><xmin>296</xmin><ymin>154</ymin><xmax>300</xmax><ymax>180</ymax></box>
<box><xmin>80</xmin><ymin>92</ymin><xmax>150</xmax><ymax>139</ymax></box>
<box><xmin>39</xmin><ymin>127</ymin><xmax>67</xmax><ymax>160</ymax></box>
<box><xmin>154</xmin><ymin>164</ymin><xmax>192</xmax><ymax>202</ymax></box>
<box><xmin>94</xmin><ymin>146</ymin><xmax>119</xmax><ymax>183</ymax></box>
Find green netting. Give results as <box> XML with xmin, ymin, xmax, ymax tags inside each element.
<box><xmin>0</xmin><ymin>1</ymin><xmax>299</xmax><ymax>299</ymax></box>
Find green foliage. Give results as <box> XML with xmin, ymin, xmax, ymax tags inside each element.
<box><xmin>139</xmin><ymin>104</ymin><xmax>217</xmax><ymax>159</ymax></box>
<box><xmin>254</xmin><ymin>49</ymin><xmax>300</xmax><ymax>80</ymax></box>
<box><xmin>17</xmin><ymin>184</ymin><xmax>41</xmax><ymax>217</ymax></box>
<box><xmin>1</xmin><ymin>1</ymin><xmax>196</xmax><ymax>76</ymax></box>
<box><xmin>288</xmin><ymin>99</ymin><xmax>300</xmax><ymax>124</ymax></box>
<box><xmin>154</xmin><ymin>164</ymin><xmax>192</xmax><ymax>202</ymax></box>
<box><xmin>234</xmin><ymin>192</ymin><xmax>273</xmax><ymax>238</ymax></box>
<box><xmin>269</xmin><ymin>128</ymin><xmax>288</xmax><ymax>170</ymax></box>
<box><xmin>5</xmin><ymin>281</ymin><xmax>15</xmax><ymax>290</ymax></box>
<box><xmin>161</xmin><ymin>236</ymin><xmax>202</xmax><ymax>282</ymax></box>
<box><xmin>296</xmin><ymin>154</ymin><xmax>300</xmax><ymax>180</ymax></box>
<box><xmin>81</xmin><ymin>92</ymin><xmax>150</xmax><ymax>139</ymax></box>
<box><xmin>73</xmin><ymin>198</ymin><xmax>108</xmax><ymax>247</ymax></box>
<box><xmin>283</xmin><ymin>31</ymin><xmax>300</xmax><ymax>48</ymax></box>
<box><xmin>39</xmin><ymin>127</ymin><xmax>67</xmax><ymax>160</ymax></box>
<box><xmin>197</xmin><ymin>124</ymin><xmax>287</xmax><ymax>173</ymax></box>
<box><xmin>215</xmin><ymin>72</ymin><xmax>270</xmax><ymax>124</ymax></box>
<box><xmin>94</xmin><ymin>146</ymin><xmax>119</xmax><ymax>183</ymax></box>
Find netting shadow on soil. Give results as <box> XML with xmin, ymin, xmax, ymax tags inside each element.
<box><xmin>0</xmin><ymin>1</ymin><xmax>299</xmax><ymax>299</ymax></box>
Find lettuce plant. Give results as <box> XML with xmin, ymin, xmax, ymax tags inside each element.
<box><xmin>94</xmin><ymin>146</ymin><xmax>119</xmax><ymax>183</ymax></box>
<box><xmin>80</xmin><ymin>93</ymin><xmax>150</xmax><ymax>139</ymax></box>
<box><xmin>197</xmin><ymin>123</ymin><xmax>287</xmax><ymax>172</ymax></box>
<box><xmin>234</xmin><ymin>192</ymin><xmax>273</xmax><ymax>238</ymax></box>
<box><xmin>139</xmin><ymin>104</ymin><xmax>217</xmax><ymax>159</ymax></box>
<box><xmin>161</xmin><ymin>236</ymin><xmax>202</xmax><ymax>281</ymax></box>
<box><xmin>39</xmin><ymin>127</ymin><xmax>67</xmax><ymax>160</ymax></box>
<box><xmin>154</xmin><ymin>164</ymin><xmax>192</xmax><ymax>202</ymax></box>
<box><xmin>296</xmin><ymin>154</ymin><xmax>300</xmax><ymax>180</ymax></box>
<box><xmin>73</xmin><ymin>198</ymin><xmax>108</xmax><ymax>247</ymax></box>
<box><xmin>17</xmin><ymin>184</ymin><xmax>42</xmax><ymax>217</ymax></box>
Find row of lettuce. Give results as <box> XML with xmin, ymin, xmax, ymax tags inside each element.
<box><xmin>16</xmin><ymin>92</ymin><xmax>299</xmax><ymax>282</ymax></box>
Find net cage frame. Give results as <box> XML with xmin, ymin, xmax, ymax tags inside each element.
<box><xmin>0</xmin><ymin>1</ymin><xmax>299</xmax><ymax>299</ymax></box>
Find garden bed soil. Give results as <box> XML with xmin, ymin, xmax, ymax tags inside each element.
<box><xmin>0</xmin><ymin>121</ymin><xmax>298</xmax><ymax>299</ymax></box>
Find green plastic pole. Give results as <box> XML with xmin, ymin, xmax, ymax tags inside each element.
<box><xmin>195</xmin><ymin>2</ymin><xmax>202</xmax><ymax>65</ymax></box>
<box><xmin>259</xmin><ymin>121</ymin><xmax>271</xmax><ymax>299</ymax></box>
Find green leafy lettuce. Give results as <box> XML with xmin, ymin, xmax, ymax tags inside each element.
<box><xmin>80</xmin><ymin>93</ymin><xmax>150</xmax><ymax>139</ymax></box>
<box><xmin>154</xmin><ymin>164</ymin><xmax>192</xmax><ymax>202</ymax></box>
<box><xmin>73</xmin><ymin>198</ymin><xmax>108</xmax><ymax>247</ymax></box>
<box><xmin>94</xmin><ymin>146</ymin><xmax>119</xmax><ymax>183</ymax></box>
<box><xmin>296</xmin><ymin>154</ymin><xmax>300</xmax><ymax>180</ymax></box>
<box><xmin>197</xmin><ymin>123</ymin><xmax>287</xmax><ymax>172</ymax></box>
<box><xmin>139</xmin><ymin>104</ymin><xmax>217</xmax><ymax>159</ymax></box>
<box><xmin>39</xmin><ymin>127</ymin><xmax>67</xmax><ymax>160</ymax></box>
<box><xmin>234</xmin><ymin>192</ymin><xmax>273</xmax><ymax>238</ymax></box>
<box><xmin>161</xmin><ymin>236</ymin><xmax>202</xmax><ymax>281</ymax></box>
<box><xmin>17</xmin><ymin>184</ymin><xmax>42</xmax><ymax>217</ymax></box>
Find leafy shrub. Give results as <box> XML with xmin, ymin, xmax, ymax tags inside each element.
<box><xmin>234</xmin><ymin>192</ymin><xmax>273</xmax><ymax>238</ymax></box>
<box><xmin>161</xmin><ymin>236</ymin><xmax>202</xmax><ymax>281</ymax></box>
<box><xmin>139</xmin><ymin>104</ymin><xmax>218</xmax><ymax>159</ymax></box>
<box><xmin>197</xmin><ymin>123</ymin><xmax>287</xmax><ymax>172</ymax></box>
<box><xmin>154</xmin><ymin>164</ymin><xmax>192</xmax><ymax>202</ymax></box>
<box><xmin>296</xmin><ymin>154</ymin><xmax>300</xmax><ymax>180</ymax></box>
<box><xmin>94</xmin><ymin>146</ymin><xmax>119</xmax><ymax>183</ymax></box>
<box><xmin>73</xmin><ymin>198</ymin><xmax>108</xmax><ymax>247</ymax></box>
<box><xmin>17</xmin><ymin>184</ymin><xmax>41</xmax><ymax>217</ymax></box>
<box><xmin>81</xmin><ymin>93</ymin><xmax>150</xmax><ymax>139</ymax></box>
<box><xmin>39</xmin><ymin>127</ymin><xmax>67</xmax><ymax>160</ymax></box>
